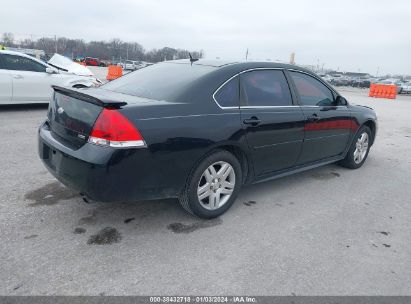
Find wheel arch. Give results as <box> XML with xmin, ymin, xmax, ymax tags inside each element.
<box><xmin>186</xmin><ymin>142</ymin><xmax>254</xmax><ymax>187</ymax></box>
<box><xmin>214</xmin><ymin>144</ymin><xmax>253</xmax><ymax>185</ymax></box>
<box><xmin>72</xmin><ymin>84</ymin><xmax>88</xmax><ymax>88</ymax></box>
<box><xmin>363</xmin><ymin>119</ymin><xmax>376</xmax><ymax>145</ymax></box>
<box><xmin>66</xmin><ymin>78</ymin><xmax>93</xmax><ymax>88</ymax></box>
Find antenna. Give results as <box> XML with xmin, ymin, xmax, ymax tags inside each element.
<box><xmin>189</xmin><ymin>52</ymin><xmax>199</xmax><ymax>65</ymax></box>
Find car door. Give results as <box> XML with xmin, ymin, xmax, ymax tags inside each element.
<box><xmin>1</xmin><ymin>53</ymin><xmax>53</xmax><ymax>103</ymax></box>
<box><xmin>288</xmin><ymin>70</ymin><xmax>351</xmax><ymax>164</ymax></box>
<box><xmin>239</xmin><ymin>69</ymin><xmax>305</xmax><ymax>177</ymax></box>
<box><xmin>0</xmin><ymin>55</ymin><xmax>13</xmax><ymax>104</ymax></box>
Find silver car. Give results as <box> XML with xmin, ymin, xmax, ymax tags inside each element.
<box><xmin>400</xmin><ymin>82</ymin><xmax>411</xmax><ymax>94</ymax></box>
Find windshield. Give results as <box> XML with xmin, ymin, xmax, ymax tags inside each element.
<box><xmin>102</xmin><ymin>62</ymin><xmax>216</xmax><ymax>101</ymax></box>
<box><xmin>48</xmin><ymin>53</ymin><xmax>73</xmax><ymax>67</ymax></box>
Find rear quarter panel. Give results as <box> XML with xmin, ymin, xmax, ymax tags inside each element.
<box><xmin>119</xmin><ymin>102</ymin><xmax>247</xmax><ymax>198</ymax></box>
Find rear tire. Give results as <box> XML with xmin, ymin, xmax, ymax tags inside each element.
<box><xmin>339</xmin><ymin>126</ymin><xmax>372</xmax><ymax>169</ymax></box>
<box><xmin>179</xmin><ymin>150</ymin><xmax>242</xmax><ymax>219</ymax></box>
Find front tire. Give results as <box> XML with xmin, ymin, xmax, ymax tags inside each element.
<box><xmin>179</xmin><ymin>150</ymin><xmax>242</xmax><ymax>219</ymax></box>
<box><xmin>339</xmin><ymin>126</ymin><xmax>372</xmax><ymax>169</ymax></box>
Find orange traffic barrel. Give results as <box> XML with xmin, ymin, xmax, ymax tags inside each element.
<box><xmin>106</xmin><ymin>65</ymin><xmax>123</xmax><ymax>81</ymax></box>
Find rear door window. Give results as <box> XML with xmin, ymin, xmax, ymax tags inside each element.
<box><xmin>2</xmin><ymin>54</ymin><xmax>46</xmax><ymax>72</ymax></box>
<box><xmin>290</xmin><ymin>71</ymin><xmax>335</xmax><ymax>106</ymax></box>
<box><xmin>214</xmin><ymin>76</ymin><xmax>239</xmax><ymax>108</ymax></box>
<box><xmin>240</xmin><ymin>70</ymin><xmax>293</xmax><ymax>106</ymax></box>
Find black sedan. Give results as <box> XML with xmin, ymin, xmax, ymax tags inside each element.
<box><xmin>38</xmin><ymin>60</ymin><xmax>377</xmax><ymax>218</ymax></box>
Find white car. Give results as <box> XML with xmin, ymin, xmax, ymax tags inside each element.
<box><xmin>123</xmin><ymin>60</ymin><xmax>140</xmax><ymax>71</ymax></box>
<box><xmin>377</xmin><ymin>79</ymin><xmax>403</xmax><ymax>94</ymax></box>
<box><xmin>400</xmin><ymin>82</ymin><xmax>411</xmax><ymax>94</ymax></box>
<box><xmin>123</xmin><ymin>60</ymin><xmax>152</xmax><ymax>71</ymax></box>
<box><xmin>0</xmin><ymin>50</ymin><xmax>101</xmax><ymax>104</ymax></box>
<box><xmin>321</xmin><ymin>74</ymin><xmax>333</xmax><ymax>83</ymax></box>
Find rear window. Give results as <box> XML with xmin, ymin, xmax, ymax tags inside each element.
<box><xmin>102</xmin><ymin>63</ymin><xmax>215</xmax><ymax>101</ymax></box>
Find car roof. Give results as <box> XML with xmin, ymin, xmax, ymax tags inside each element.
<box><xmin>165</xmin><ymin>58</ymin><xmax>308</xmax><ymax>71</ymax></box>
<box><xmin>169</xmin><ymin>59</ymin><xmax>239</xmax><ymax>67</ymax></box>
<box><xmin>0</xmin><ymin>50</ymin><xmax>49</xmax><ymax>66</ymax></box>
<box><xmin>0</xmin><ymin>49</ymin><xmax>36</xmax><ymax>58</ymax></box>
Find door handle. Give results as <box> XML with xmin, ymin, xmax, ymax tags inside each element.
<box><xmin>12</xmin><ymin>74</ymin><xmax>23</xmax><ymax>79</ymax></box>
<box><xmin>243</xmin><ymin>116</ymin><xmax>261</xmax><ymax>126</ymax></box>
<box><xmin>307</xmin><ymin>114</ymin><xmax>320</xmax><ymax>122</ymax></box>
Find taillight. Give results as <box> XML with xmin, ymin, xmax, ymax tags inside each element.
<box><xmin>88</xmin><ymin>108</ymin><xmax>146</xmax><ymax>148</ymax></box>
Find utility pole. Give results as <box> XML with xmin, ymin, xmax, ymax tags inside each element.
<box><xmin>290</xmin><ymin>52</ymin><xmax>295</xmax><ymax>65</ymax></box>
<box><xmin>54</xmin><ymin>35</ymin><xmax>57</xmax><ymax>53</ymax></box>
<box><xmin>245</xmin><ymin>48</ymin><xmax>249</xmax><ymax>61</ymax></box>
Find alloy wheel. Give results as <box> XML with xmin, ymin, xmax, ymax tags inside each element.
<box><xmin>197</xmin><ymin>161</ymin><xmax>236</xmax><ymax>210</ymax></box>
<box><xmin>354</xmin><ymin>132</ymin><xmax>369</xmax><ymax>164</ymax></box>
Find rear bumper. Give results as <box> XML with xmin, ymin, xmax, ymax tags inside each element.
<box><xmin>38</xmin><ymin>122</ymin><xmax>179</xmax><ymax>202</ymax></box>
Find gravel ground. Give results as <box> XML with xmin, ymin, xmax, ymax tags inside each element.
<box><xmin>0</xmin><ymin>88</ymin><xmax>410</xmax><ymax>295</ymax></box>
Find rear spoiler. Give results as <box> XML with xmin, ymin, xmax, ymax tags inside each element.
<box><xmin>52</xmin><ymin>86</ymin><xmax>127</xmax><ymax>108</ymax></box>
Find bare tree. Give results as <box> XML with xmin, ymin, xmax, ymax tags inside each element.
<box><xmin>1</xmin><ymin>32</ymin><xmax>204</xmax><ymax>63</ymax></box>
<box><xmin>2</xmin><ymin>32</ymin><xmax>15</xmax><ymax>47</ymax></box>
<box><xmin>36</xmin><ymin>37</ymin><xmax>56</xmax><ymax>54</ymax></box>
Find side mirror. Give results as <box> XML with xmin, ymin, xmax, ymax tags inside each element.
<box><xmin>46</xmin><ymin>67</ymin><xmax>57</xmax><ymax>74</ymax></box>
<box><xmin>336</xmin><ymin>96</ymin><xmax>348</xmax><ymax>106</ymax></box>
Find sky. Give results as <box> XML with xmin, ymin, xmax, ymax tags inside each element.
<box><xmin>1</xmin><ymin>0</ymin><xmax>410</xmax><ymax>75</ymax></box>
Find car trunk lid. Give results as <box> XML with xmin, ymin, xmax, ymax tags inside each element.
<box><xmin>48</xmin><ymin>86</ymin><xmax>184</xmax><ymax>149</ymax></box>
<box><xmin>48</xmin><ymin>86</ymin><xmax>130</xmax><ymax>149</ymax></box>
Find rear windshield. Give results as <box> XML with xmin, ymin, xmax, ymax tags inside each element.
<box><xmin>102</xmin><ymin>62</ymin><xmax>215</xmax><ymax>100</ymax></box>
